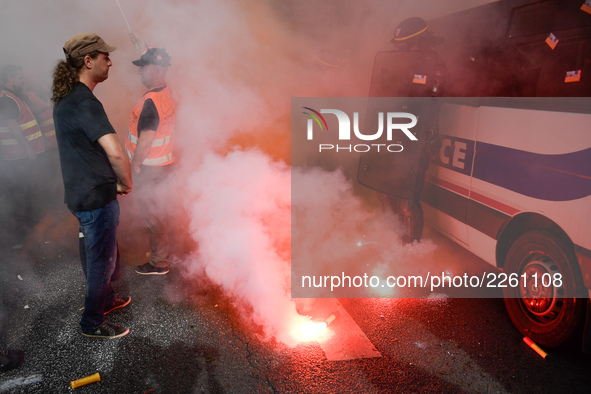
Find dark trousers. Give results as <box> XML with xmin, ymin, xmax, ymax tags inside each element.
<box><xmin>71</xmin><ymin>199</ymin><xmax>120</xmax><ymax>331</ymax></box>
<box><xmin>135</xmin><ymin>165</ymin><xmax>173</xmax><ymax>267</ymax></box>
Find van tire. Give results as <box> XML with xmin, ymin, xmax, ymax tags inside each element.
<box><xmin>503</xmin><ymin>230</ymin><xmax>586</xmax><ymax>348</ymax></box>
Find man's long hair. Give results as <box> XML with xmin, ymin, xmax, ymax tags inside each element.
<box><xmin>51</xmin><ymin>51</ymin><xmax>99</xmax><ymax>104</ymax></box>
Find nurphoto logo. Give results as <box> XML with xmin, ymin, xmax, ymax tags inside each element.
<box><xmin>302</xmin><ymin>107</ymin><xmax>418</xmax><ymax>153</ymax></box>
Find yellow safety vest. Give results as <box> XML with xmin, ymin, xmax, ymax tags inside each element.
<box><xmin>0</xmin><ymin>90</ymin><xmax>45</xmax><ymax>160</ymax></box>
<box><xmin>26</xmin><ymin>92</ymin><xmax>57</xmax><ymax>149</ymax></box>
<box><xmin>126</xmin><ymin>86</ymin><xmax>175</xmax><ymax>166</ymax></box>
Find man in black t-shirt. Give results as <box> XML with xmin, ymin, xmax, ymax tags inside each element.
<box><xmin>52</xmin><ymin>33</ymin><xmax>133</xmax><ymax>339</ymax></box>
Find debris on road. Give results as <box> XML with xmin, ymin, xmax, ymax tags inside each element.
<box><xmin>70</xmin><ymin>372</ymin><xmax>101</xmax><ymax>389</ymax></box>
<box><xmin>523</xmin><ymin>337</ymin><xmax>548</xmax><ymax>359</ymax></box>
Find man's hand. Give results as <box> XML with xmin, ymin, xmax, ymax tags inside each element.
<box><xmin>97</xmin><ymin>133</ymin><xmax>133</xmax><ymax>194</ymax></box>
<box><xmin>117</xmin><ymin>182</ymin><xmax>132</xmax><ymax>196</ymax></box>
<box><xmin>131</xmin><ymin>129</ymin><xmax>156</xmax><ymax>174</ymax></box>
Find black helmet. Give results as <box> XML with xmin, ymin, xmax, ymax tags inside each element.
<box><xmin>391</xmin><ymin>17</ymin><xmax>429</xmax><ymax>43</ymax></box>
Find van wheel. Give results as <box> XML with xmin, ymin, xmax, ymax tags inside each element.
<box><xmin>503</xmin><ymin>230</ymin><xmax>586</xmax><ymax>348</ymax></box>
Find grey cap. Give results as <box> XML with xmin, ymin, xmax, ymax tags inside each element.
<box><xmin>132</xmin><ymin>48</ymin><xmax>171</xmax><ymax>67</ymax></box>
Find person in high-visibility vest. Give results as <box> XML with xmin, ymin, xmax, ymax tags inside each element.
<box><xmin>25</xmin><ymin>90</ymin><xmax>64</xmax><ymax>211</ymax></box>
<box><xmin>0</xmin><ymin>65</ymin><xmax>45</xmax><ymax>161</ymax></box>
<box><xmin>125</xmin><ymin>48</ymin><xmax>176</xmax><ymax>275</ymax></box>
<box><xmin>0</xmin><ymin>64</ymin><xmax>46</xmax><ymax>247</ymax></box>
<box><xmin>26</xmin><ymin>91</ymin><xmax>57</xmax><ymax>149</ymax></box>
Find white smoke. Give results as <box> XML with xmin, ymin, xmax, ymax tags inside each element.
<box><xmin>182</xmin><ymin>149</ymin><xmax>299</xmax><ymax>345</ymax></box>
<box><xmin>0</xmin><ymin>0</ymin><xmax>493</xmax><ymax>346</ymax></box>
<box><xmin>179</xmin><ymin>147</ymin><xmax>439</xmax><ymax>345</ymax></box>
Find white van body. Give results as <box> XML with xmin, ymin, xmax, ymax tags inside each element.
<box><xmin>362</xmin><ymin>0</ymin><xmax>591</xmax><ymax>347</ymax></box>
<box><xmin>425</xmin><ymin>100</ymin><xmax>591</xmax><ymax>268</ymax></box>
<box><xmin>422</xmin><ymin>99</ymin><xmax>591</xmax><ymax>347</ymax></box>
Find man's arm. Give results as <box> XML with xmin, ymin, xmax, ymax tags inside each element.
<box><xmin>97</xmin><ymin>133</ymin><xmax>133</xmax><ymax>196</ymax></box>
<box><xmin>131</xmin><ymin>129</ymin><xmax>156</xmax><ymax>174</ymax></box>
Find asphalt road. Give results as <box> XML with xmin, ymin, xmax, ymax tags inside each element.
<box><xmin>1</xmin><ymin>210</ymin><xmax>591</xmax><ymax>393</ymax></box>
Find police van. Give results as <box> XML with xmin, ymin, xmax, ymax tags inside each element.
<box><xmin>360</xmin><ymin>0</ymin><xmax>591</xmax><ymax>348</ymax></box>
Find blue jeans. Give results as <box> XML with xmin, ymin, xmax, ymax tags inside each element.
<box><xmin>72</xmin><ymin>199</ymin><xmax>120</xmax><ymax>331</ymax></box>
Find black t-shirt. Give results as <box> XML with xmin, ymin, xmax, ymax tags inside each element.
<box><xmin>137</xmin><ymin>98</ymin><xmax>159</xmax><ymax>137</ymax></box>
<box><xmin>137</xmin><ymin>85</ymin><xmax>166</xmax><ymax>137</ymax></box>
<box><xmin>54</xmin><ymin>83</ymin><xmax>117</xmax><ymax>211</ymax></box>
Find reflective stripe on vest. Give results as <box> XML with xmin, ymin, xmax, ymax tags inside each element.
<box><xmin>125</xmin><ymin>146</ymin><xmax>172</xmax><ymax>166</ymax></box>
<box><xmin>126</xmin><ymin>129</ymin><xmax>171</xmax><ymax>147</ymax></box>
<box><xmin>0</xmin><ymin>90</ymin><xmax>45</xmax><ymax>159</ymax></box>
<box><xmin>141</xmin><ymin>152</ymin><xmax>173</xmax><ymax>165</ymax></box>
<box><xmin>25</xmin><ymin>92</ymin><xmax>57</xmax><ymax>149</ymax></box>
<box><xmin>125</xmin><ymin>86</ymin><xmax>175</xmax><ymax>166</ymax></box>
<box><xmin>42</xmin><ymin>118</ymin><xmax>56</xmax><ymax>136</ymax></box>
<box><xmin>20</xmin><ymin>119</ymin><xmax>37</xmax><ymax>131</ymax></box>
<box><xmin>38</xmin><ymin>109</ymin><xmax>57</xmax><ymax>148</ymax></box>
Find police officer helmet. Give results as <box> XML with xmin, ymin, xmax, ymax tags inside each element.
<box><xmin>391</xmin><ymin>17</ymin><xmax>430</xmax><ymax>43</ymax></box>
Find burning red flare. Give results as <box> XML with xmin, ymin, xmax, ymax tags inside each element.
<box><xmin>290</xmin><ymin>314</ymin><xmax>335</xmax><ymax>343</ymax></box>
